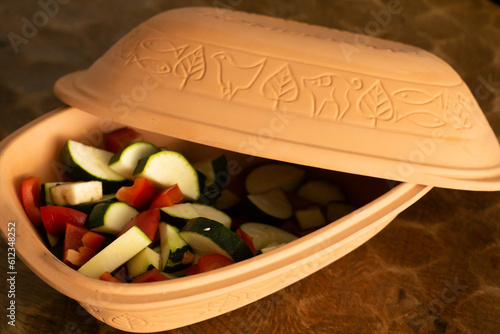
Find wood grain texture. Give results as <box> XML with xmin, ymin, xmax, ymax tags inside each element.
<box><xmin>1</xmin><ymin>0</ymin><xmax>500</xmax><ymax>333</ymax></box>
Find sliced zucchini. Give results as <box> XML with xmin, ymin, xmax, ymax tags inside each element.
<box><xmin>87</xmin><ymin>201</ymin><xmax>139</xmax><ymax>234</ymax></box>
<box><xmin>46</xmin><ymin>231</ymin><xmax>61</xmax><ymax>248</ymax></box>
<box><xmin>134</xmin><ymin>150</ymin><xmax>200</xmax><ymax>201</ymax></box>
<box><xmin>126</xmin><ymin>247</ymin><xmax>161</xmax><ymax>278</ymax></box>
<box><xmin>296</xmin><ymin>180</ymin><xmax>345</xmax><ymax>206</ymax></box>
<box><xmin>78</xmin><ymin>225</ymin><xmax>152</xmax><ymax>279</ymax></box>
<box><xmin>243</xmin><ymin>188</ymin><xmax>293</xmax><ymax>224</ymax></box>
<box><xmin>195</xmin><ymin>155</ymin><xmax>229</xmax><ymax>205</ymax></box>
<box><xmin>60</xmin><ymin>140</ymin><xmax>129</xmax><ymax>193</ymax></box>
<box><xmin>239</xmin><ymin>222</ymin><xmax>298</xmax><ymax>251</ymax></box>
<box><xmin>294</xmin><ymin>205</ymin><xmax>326</xmax><ymax>230</ymax></box>
<box><xmin>245</xmin><ymin>163</ymin><xmax>306</xmax><ymax>194</ymax></box>
<box><xmin>64</xmin><ymin>194</ymin><xmax>117</xmax><ymax>215</ymax></box>
<box><xmin>194</xmin><ymin>155</ymin><xmax>229</xmax><ymax>188</ymax></box>
<box><xmin>159</xmin><ymin>222</ymin><xmax>194</xmax><ymax>273</ymax></box>
<box><xmin>160</xmin><ymin>203</ymin><xmax>231</xmax><ymax>229</ymax></box>
<box><xmin>41</xmin><ymin>182</ymin><xmax>69</xmax><ymax>206</ymax></box>
<box><xmin>260</xmin><ymin>242</ymin><xmax>286</xmax><ymax>253</ymax></box>
<box><xmin>50</xmin><ymin>181</ymin><xmax>103</xmax><ymax>206</ymax></box>
<box><xmin>326</xmin><ymin>202</ymin><xmax>357</xmax><ymax>222</ymax></box>
<box><xmin>179</xmin><ymin>217</ymin><xmax>254</xmax><ymax>262</ymax></box>
<box><xmin>214</xmin><ymin>189</ymin><xmax>241</xmax><ymax>211</ymax></box>
<box><xmin>108</xmin><ymin>141</ymin><xmax>160</xmax><ymax>179</ymax></box>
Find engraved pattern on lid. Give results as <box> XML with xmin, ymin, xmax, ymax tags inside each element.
<box><xmin>54</xmin><ymin>7</ymin><xmax>500</xmax><ymax>190</ymax></box>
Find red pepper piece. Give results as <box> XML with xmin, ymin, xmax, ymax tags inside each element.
<box><xmin>131</xmin><ymin>268</ymin><xmax>169</xmax><ymax>283</ymax></box>
<box><xmin>116</xmin><ymin>178</ymin><xmax>158</xmax><ymax>211</ymax></box>
<box><xmin>117</xmin><ymin>208</ymin><xmax>159</xmax><ymax>241</ymax></box>
<box><xmin>185</xmin><ymin>264</ymin><xmax>200</xmax><ymax>276</ymax></box>
<box><xmin>104</xmin><ymin>128</ymin><xmax>142</xmax><ymax>153</ymax></box>
<box><xmin>236</xmin><ymin>228</ymin><xmax>258</xmax><ymax>256</ymax></box>
<box><xmin>149</xmin><ymin>184</ymin><xmax>184</xmax><ymax>210</ymax></box>
<box><xmin>41</xmin><ymin>206</ymin><xmax>87</xmax><ymax>236</ymax></box>
<box><xmin>21</xmin><ymin>176</ymin><xmax>43</xmax><ymax>226</ymax></box>
<box><xmin>100</xmin><ymin>271</ymin><xmax>122</xmax><ymax>283</ymax></box>
<box><xmin>197</xmin><ymin>254</ymin><xmax>234</xmax><ymax>273</ymax></box>
<box><xmin>63</xmin><ymin>223</ymin><xmax>105</xmax><ymax>268</ymax></box>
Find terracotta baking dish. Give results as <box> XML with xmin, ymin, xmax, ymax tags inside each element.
<box><xmin>1</xmin><ymin>7</ymin><xmax>500</xmax><ymax>333</ymax></box>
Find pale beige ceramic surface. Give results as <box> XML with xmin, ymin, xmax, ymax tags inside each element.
<box><xmin>0</xmin><ymin>107</ymin><xmax>431</xmax><ymax>332</ymax></box>
<box><xmin>54</xmin><ymin>7</ymin><xmax>500</xmax><ymax>191</ymax></box>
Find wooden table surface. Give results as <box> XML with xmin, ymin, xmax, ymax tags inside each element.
<box><xmin>1</xmin><ymin>1</ymin><xmax>500</xmax><ymax>333</ymax></box>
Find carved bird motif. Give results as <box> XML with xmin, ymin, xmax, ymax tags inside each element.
<box><xmin>212</xmin><ymin>52</ymin><xmax>266</xmax><ymax>100</ymax></box>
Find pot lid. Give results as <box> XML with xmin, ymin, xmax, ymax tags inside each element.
<box><xmin>54</xmin><ymin>7</ymin><xmax>500</xmax><ymax>191</ymax></box>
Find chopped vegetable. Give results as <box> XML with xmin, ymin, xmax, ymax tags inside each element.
<box><xmin>179</xmin><ymin>217</ymin><xmax>254</xmax><ymax>262</ymax></box>
<box><xmin>78</xmin><ymin>226</ymin><xmax>152</xmax><ymax>279</ymax></box>
<box><xmin>87</xmin><ymin>202</ymin><xmax>139</xmax><ymax>234</ymax></box>
<box><xmin>235</xmin><ymin>228</ymin><xmax>258</xmax><ymax>255</ymax></box>
<box><xmin>295</xmin><ymin>206</ymin><xmax>326</xmax><ymax>230</ymax></box>
<box><xmin>40</xmin><ymin>206</ymin><xmax>88</xmax><ymax>236</ymax></box>
<box><xmin>131</xmin><ymin>268</ymin><xmax>170</xmax><ymax>283</ymax></box>
<box><xmin>108</xmin><ymin>141</ymin><xmax>160</xmax><ymax>179</ymax></box>
<box><xmin>99</xmin><ymin>271</ymin><xmax>122</xmax><ymax>283</ymax></box>
<box><xmin>50</xmin><ymin>181</ymin><xmax>103</xmax><ymax>206</ymax></box>
<box><xmin>117</xmin><ymin>208</ymin><xmax>160</xmax><ymax>241</ymax></box>
<box><xmin>296</xmin><ymin>180</ymin><xmax>345</xmax><ymax>206</ymax></box>
<box><xmin>21</xmin><ymin>127</ymin><xmax>362</xmax><ymax>284</ymax></box>
<box><xmin>60</xmin><ymin>140</ymin><xmax>128</xmax><ymax>193</ymax></box>
<box><xmin>63</xmin><ymin>223</ymin><xmax>105</xmax><ymax>268</ymax></box>
<box><xmin>116</xmin><ymin>178</ymin><xmax>158</xmax><ymax>210</ymax></box>
<box><xmin>149</xmin><ymin>184</ymin><xmax>183</xmax><ymax>210</ymax></box>
<box><xmin>134</xmin><ymin>150</ymin><xmax>200</xmax><ymax>201</ymax></box>
<box><xmin>159</xmin><ymin>222</ymin><xmax>194</xmax><ymax>273</ymax></box>
<box><xmin>104</xmin><ymin>127</ymin><xmax>143</xmax><ymax>153</ymax></box>
<box><xmin>245</xmin><ymin>163</ymin><xmax>305</xmax><ymax>194</ymax></box>
<box><xmin>238</xmin><ymin>222</ymin><xmax>298</xmax><ymax>252</ymax></box>
<box><xmin>21</xmin><ymin>176</ymin><xmax>43</xmax><ymax>226</ymax></box>
<box><xmin>159</xmin><ymin>203</ymin><xmax>231</xmax><ymax>229</ymax></box>
<box><xmin>127</xmin><ymin>247</ymin><xmax>161</xmax><ymax>277</ymax></box>
<box><xmin>197</xmin><ymin>254</ymin><xmax>234</xmax><ymax>273</ymax></box>
<box><xmin>243</xmin><ymin>188</ymin><xmax>293</xmax><ymax>224</ymax></box>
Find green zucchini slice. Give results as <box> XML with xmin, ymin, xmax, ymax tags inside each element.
<box><xmin>126</xmin><ymin>247</ymin><xmax>161</xmax><ymax>278</ymax></box>
<box><xmin>239</xmin><ymin>222</ymin><xmax>298</xmax><ymax>251</ymax></box>
<box><xmin>60</xmin><ymin>140</ymin><xmax>129</xmax><ymax>193</ymax></box>
<box><xmin>180</xmin><ymin>217</ymin><xmax>253</xmax><ymax>262</ymax></box>
<box><xmin>159</xmin><ymin>222</ymin><xmax>194</xmax><ymax>273</ymax></box>
<box><xmin>245</xmin><ymin>163</ymin><xmax>306</xmax><ymax>194</ymax></box>
<box><xmin>78</xmin><ymin>226</ymin><xmax>152</xmax><ymax>279</ymax></box>
<box><xmin>87</xmin><ymin>201</ymin><xmax>139</xmax><ymax>234</ymax></box>
<box><xmin>243</xmin><ymin>188</ymin><xmax>293</xmax><ymax>224</ymax></box>
<box><xmin>134</xmin><ymin>150</ymin><xmax>200</xmax><ymax>201</ymax></box>
<box><xmin>108</xmin><ymin>141</ymin><xmax>160</xmax><ymax>179</ymax></box>
<box><xmin>160</xmin><ymin>203</ymin><xmax>231</xmax><ymax>229</ymax></box>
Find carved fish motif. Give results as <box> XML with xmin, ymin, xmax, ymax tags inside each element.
<box><xmin>393</xmin><ymin>89</ymin><xmax>444</xmax><ymax>107</ymax></box>
<box><xmin>142</xmin><ymin>40</ymin><xmax>188</xmax><ymax>58</ymax></box>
